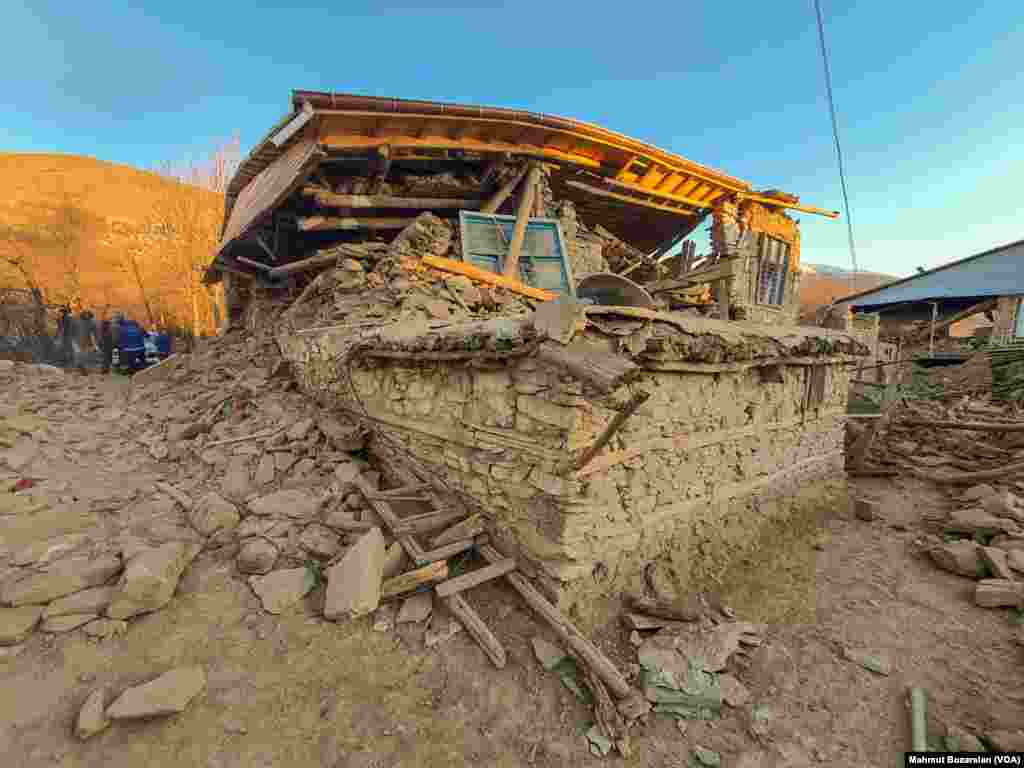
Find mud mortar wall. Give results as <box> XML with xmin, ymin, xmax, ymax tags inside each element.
<box><xmin>280</xmin><ymin>329</ymin><xmax>850</xmax><ymax>630</ymax></box>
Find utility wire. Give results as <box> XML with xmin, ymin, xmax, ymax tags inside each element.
<box><xmin>813</xmin><ymin>0</ymin><xmax>859</xmax><ymax>292</ymax></box>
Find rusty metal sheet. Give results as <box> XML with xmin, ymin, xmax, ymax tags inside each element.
<box><xmin>217</xmin><ymin>137</ymin><xmax>324</xmax><ymax>254</ymax></box>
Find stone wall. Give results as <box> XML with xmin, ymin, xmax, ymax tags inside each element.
<box><xmin>281</xmin><ymin>325</ymin><xmax>851</xmax><ymax>630</ymax></box>
<box><xmin>711</xmin><ymin>199</ymin><xmax>803</xmax><ymax>326</ymax></box>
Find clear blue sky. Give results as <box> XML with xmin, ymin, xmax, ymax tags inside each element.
<box><xmin>4</xmin><ymin>0</ymin><xmax>1022</xmax><ymax>278</ymax></box>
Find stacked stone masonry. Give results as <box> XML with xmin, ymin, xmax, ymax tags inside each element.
<box><xmin>281</xmin><ymin>325</ymin><xmax>852</xmax><ymax>628</ymax></box>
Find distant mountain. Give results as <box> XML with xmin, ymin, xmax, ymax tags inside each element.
<box><xmin>798</xmin><ymin>264</ymin><xmax>899</xmax><ymax>322</ymax></box>
<box><xmin>804</xmin><ymin>263</ymin><xmax>900</xmax><ymax>280</ymax></box>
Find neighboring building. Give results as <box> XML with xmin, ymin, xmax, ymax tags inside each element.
<box><xmin>830</xmin><ymin>238</ymin><xmax>1024</xmax><ymax>345</ymax></box>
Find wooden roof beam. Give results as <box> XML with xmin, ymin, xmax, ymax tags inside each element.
<box><xmin>565</xmin><ymin>180</ymin><xmax>699</xmax><ymax>217</ymax></box>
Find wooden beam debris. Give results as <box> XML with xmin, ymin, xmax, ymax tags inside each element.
<box><xmin>297</xmin><ymin>216</ymin><xmax>415</xmax><ymax>232</ymax></box>
<box><xmin>480</xmin><ymin>164</ymin><xmax>529</xmax><ymax>214</ymax></box>
<box><xmin>478</xmin><ymin>543</ymin><xmax>633</xmax><ymax>699</ymax></box>
<box><xmin>300</xmin><ymin>188</ymin><xmax>482</xmax><ymax>210</ymax></box>
<box><xmin>380</xmin><ymin>560</ymin><xmax>449</xmax><ymax>600</ymax></box>
<box><xmin>419</xmin><ymin>254</ymin><xmax>556</xmax><ymax>301</ymax></box>
<box><xmin>502</xmin><ymin>163</ymin><xmax>542</xmax><ymax>279</ymax></box>
<box><xmin>442</xmin><ymin>593</ymin><xmax>507</xmax><ymax>668</ymax></box>
<box><xmin>435</xmin><ymin>558</ymin><xmax>517</xmax><ymax>599</ymax></box>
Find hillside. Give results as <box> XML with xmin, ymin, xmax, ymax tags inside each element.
<box><xmin>0</xmin><ymin>153</ymin><xmax>223</xmax><ymax>334</ymax></box>
<box><xmin>798</xmin><ymin>268</ymin><xmax>897</xmax><ymax>321</ymax></box>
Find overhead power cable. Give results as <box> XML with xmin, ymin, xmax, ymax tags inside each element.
<box><xmin>813</xmin><ymin>0</ymin><xmax>860</xmax><ymax>292</ymax></box>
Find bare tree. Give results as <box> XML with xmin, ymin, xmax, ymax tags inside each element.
<box><xmin>46</xmin><ymin>184</ymin><xmax>87</xmax><ymax>307</ymax></box>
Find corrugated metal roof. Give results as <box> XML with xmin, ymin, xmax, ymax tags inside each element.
<box><xmin>842</xmin><ymin>238</ymin><xmax>1024</xmax><ymax>311</ymax></box>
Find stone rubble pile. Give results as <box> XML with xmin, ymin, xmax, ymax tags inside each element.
<box><xmin>922</xmin><ymin>484</ymin><xmax>1024</xmax><ymax>619</ymax></box>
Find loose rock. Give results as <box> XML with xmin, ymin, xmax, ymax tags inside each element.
<box><xmin>929</xmin><ymin>541</ymin><xmax>985</xmax><ymax>578</ymax></box>
<box><xmin>298</xmin><ymin>524</ymin><xmax>342</xmax><ymax>560</ymax></box>
<box><xmin>0</xmin><ymin>605</ymin><xmax>43</xmax><ymax>645</ymax></box>
<box><xmin>382</xmin><ymin>542</ymin><xmax>408</xmax><ymax>580</ymax></box>
<box><xmin>247</xmin><ymin>490</ymin><xmax>320</xmax><ymax>521</ymax></box>
<box><xmin>0</xmin><ymin>555</ymin><xmax>122</xmax><ymax>606</ymax></box>
<box><xmin>249</xmin><ymin>568</ymin><xmax>315</xmax><ymax>614</ymax></box>
<box><xmin>107</xmin><ymin>542</ymin><xmax>201</xmax><ymax>619</ymax></box>
<box><xmin>44</xmin><ymin>586</ymin><xmax>116</xmax><ymax>618</ymax></box>
<box><xmin>83</xmin><ymin>619</ymin><xmax>128</xmax><ymax>639</ymax></box>
<box><xmin>987</xmin><ymin>730</ymin><xmax>1024</xmax><ymax>752</ymax></box>
<box><xmin>853</xmin><ymin>498</ymin><xmax>880</xmax><ymax>522</ymax></box>
<box><xmin>41</xmin><ymin>613</ymin><xmax>97</xmax><ymax>633</ymax></box>
<box><xmin>719</xmin><ymin>673</ymin><xmax>751</xmax><ymax>707</ymax></box>
<box><xmin>254</xmin><ymin>454</ymin><xmax>276</xmax><ymax>486</ymax></box>
<box><xmin>12</xmin><ymin>533</ymin><xmax>89</xmax><ymax>567</ymax></box>
<box><xmin>961</xmin><ymin>484</ymin><xmax>996</xmax><ymax>502</ymax></box>
<box><xmin>76</xmin><ymin>688</ymin><xmax>111</xmax><ymax>740</ymax></box>
<box><xmin>975</xmin><ymin>579</ymin><xmax>1024</xmax><ymax>608</ymax></box>
<box><xmin>323</xmin><ymin>527</ymin><xmax>386</xmax><ymax>621</ymax></box>
<box><xmin>106</xmin><ymin>667</ymin><xmax>206</xmax><ymax>719</ymax></box>
<box><xmin>980</xmin><ymin>547</ymin><xmax>1016</xmax><ymax>581</ymax></box>
<box><xmin>425</xmin><ymin>614</ymin><xmax>463</xmax><ymax>647</ymax></box>
<box><xmin>189</xmin><ymin>493</ymin><xmax>241</xmax><ymax>537</ymax></box>
<box><xmin>237</xmin><ymin>538</ymin><xmax>279</xmax><ymax>575</ymax></box>
<box><xmin>396</xmin><ymin>592</ymin><xmax>433</xmax><ymax>624</ymax></box>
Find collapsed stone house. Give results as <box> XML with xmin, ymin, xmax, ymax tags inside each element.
<box><xmin>202</xmin><ymin>91</ymin><xmax>868</xmax><ymax>627</ymax></box>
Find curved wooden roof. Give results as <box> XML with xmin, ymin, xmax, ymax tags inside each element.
<box><xmin>214</xmin><ymin>91</ymin><xmax>836</xmax><ymax>275</ymax></box>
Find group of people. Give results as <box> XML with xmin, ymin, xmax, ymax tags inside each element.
<box><xmin>56</xmin><ymin>305</ymin><xmax>124</xmax><ymax>374</ymax></box>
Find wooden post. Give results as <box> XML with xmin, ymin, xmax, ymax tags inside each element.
<box><xmin>478</xmin><ymin>543</ymin><xmax>633</xmax><ymax>699</ymax></box>
<box><xmin>371</xmin><ymin>145</ymin><xmax>391</xmax><ymax>194</ymax></box>
<box><xmin>442</xmin><ymin>593</ymin><xmax>507</xmax><ymax>668</ymax></box>
<box><xmin>480</xmin><ymin>164</ymin><xmax>529</xmax><ymax>214</ymax></box>
<box><xmin>501</xmin><ymin>163</ymin><xmax>541</xmax><ymax>279</ymax></box>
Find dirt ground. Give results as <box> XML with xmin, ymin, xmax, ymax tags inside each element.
<box><xmin>2</xmin><ymin>366</ymin><xmax>1023</xmax><ymax>768</ymax></box>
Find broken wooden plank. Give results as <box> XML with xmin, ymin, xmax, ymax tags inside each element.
<box><xmin>480</xmin><ymin>164</ymin><xmax>529</xmax><ymax>214</ymax></box>
<box><xmin>435</xmin><ymin>558</ymin><xmax>517</xmax><ymax>599</ymax></box>
<box><xmin>478</xmin><ymin>543</ymin><xmax>632</xmax><ymax>699</ymax></box>
<box><xmin>268</xmin><ymin>245</ymin><xmax>371</xmax><ymax>279</ymax></box>
<box><xmin>430</xmin><ymin>513</ymin><xmax>485</xmax><ymax>548</ymax></box>
<box><xmin>625</xmin><ymin>594</ymin><xmax>702</xmax><ymax>622</ymax></box>
<box><xmin>570</xmin><ymin>391</ymin><xmax>650</xmax><ymax>472</ymax></box>
<box><xmin>374</xmin><ymin>483</ymin><xmax>433</xmax><ymax>497</ymax></box>
<box><xmin>380</xmin><ymin>560</ymin><xmax>449</xmax><ymax>600</ymax></box>
<box><xmin>918</xmin><ymin>459</ymin><xmax>1024</xmax><ymax>485</ymax></box>
<box><xmin>205</xmin><ymin>427</ymin><xmax>284</xmax><ymax>449</ymax></box>
<box><xmin>898</xmin><ymin>419</ymin><xmax>1024</xmax><ymax>433</ymax></box>
<box><xmin>297</xmin><ymin>216</ymin><xmax>415</xmax><ymax>232</ymax></box>
<box><xmin>419</xmin><ymin>254</ymin><xmax>556</xmax><ymax>301</ymax></box>
<box><xmin>301</xmin><ymin>188</ymin><xmax>482</xmax><ymax>210</ymax></box>
<box><xmin>413</xmin><ymin>538</ymin><xmax>475</xmax><ymax>565</ymax></box>
<box><xmin>442</xmin><ymin>592</ymin><xmax>507</xmax><ymax>668</ymax></box>
<box><xmin>390</xmin><ymin>509</ymin><xmax>467</xmax><ymax>537</ymax></box>
<box><xmin>502</xmin><ymin>163</ymin><xmax>541</xmax><ymax>279</ymax></box>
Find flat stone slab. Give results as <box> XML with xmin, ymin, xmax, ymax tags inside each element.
<box><xmin>975</xmin><ymin>579</ymin><xmax>1024</xmax><ymax>608</ymax></box>
<box><xmin>189</xmin><ymin>493</ymin><xmax>240</xmax><ymax>537</ymax></box>
<box><xmin>0</xmin><ymin>606</ymin><xmax>43</xmax><ymax>645</ymax></box>
<box><xmin>0</xmin><ymin>555</ymin><xmax>122</xmax><ymax>606</ymax></box>
<box><xmin>980</xmin><ymin>546</ymin><xmax>1016</xmax><ymax>581</ymax></box>
<box><xmin>44</xmin><ymin>586</ymin><xmax>116</xmax><ymax>619</ymax></box>
<box><xmin>106</xmin><ymin>667</ymin><xmax>206</xmax><ymax>720</ymax></box>
<box><xmin>236</xmin><ymin>538</ymin><xmax>279</xmax><ymax>575</ymax></box>
<box><xmin>929</xmin><ymin>541</ymin><xmax>985</xmax><ymax>578</ymax></box>
<box><xmin>107</xmin><ymin>542</ymin><xmax>201</xmax><ymax>620</ymax></box>
<box><xmin>246</xmin><ymin>490</ymin><xmax>320</xmax><ymax>520</ymax></box>
<box><xmin>76</xmin><ymin>688</ymin><xmax>111</xmax><ymax>740</ymax></box>
<box><xmin>396</xmin><ymin>592</ymin><xmax>433</xmax><ymax>624</ymax></box>
<box><xmin>41</xmin><ymin>613</ymin><xmax>97</xmax><ymax>633</ymax></box>
<box><xmin>324</xmin><ymin>528</ymin><xmax>385</xmax><ymax>621</ymax></box>
<box><xmin>249</xmin><ymin>568</ymin><xmax>315</xmax><ymax>614</ymax></box>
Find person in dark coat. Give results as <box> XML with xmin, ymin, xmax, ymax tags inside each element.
<box><xmin>58</xmin><ymin>306</ymin><xmax>74</xmax><ymax>367</ymax></box>
<box><xmin>99</xmin><ymin>319</ymin><xmax>113</xmax><ymax>374</ymax></box>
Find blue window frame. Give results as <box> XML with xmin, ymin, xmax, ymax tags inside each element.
<box><xmin>458</xmin><ymin>212</ymin><xmax>576</xmax><ymax>297</ymax></box>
